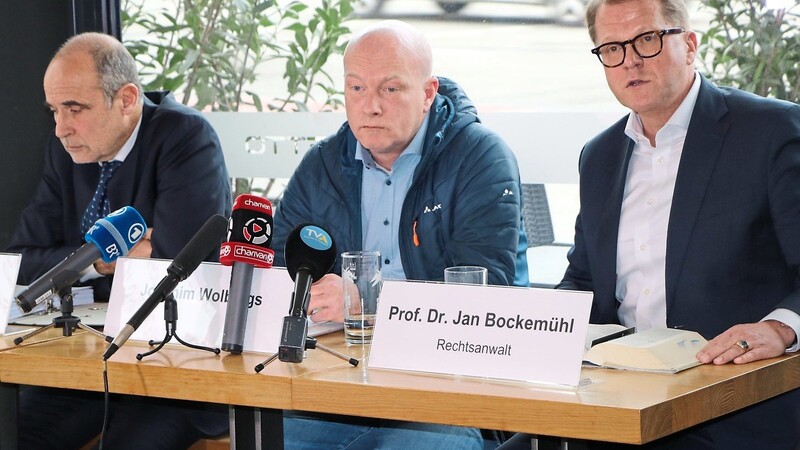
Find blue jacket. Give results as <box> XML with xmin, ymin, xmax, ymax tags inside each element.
<box><xmin>273</xmin><ymin>77</ymin><xmax>529</xmax><ymax>286</ymax></box>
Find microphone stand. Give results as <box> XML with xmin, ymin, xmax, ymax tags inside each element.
<box><xmin>14</xmin><ymin>282</ymin><xmax>111</xmax><ymax>345</ymax></box>
<box><xmin>254</xmin><ymin>336</ymin><xmax>359</xmax><ymax>373</ymax></box>
<box><xmin>136</xmin><ymin>293</ymin><xmax>220</xmax><ymax>360</ymax></box>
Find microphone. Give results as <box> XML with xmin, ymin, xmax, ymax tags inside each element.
<box><xmin>278</xmin><ymin>223</ymin><xmax>336</xmax><ymax>363</ymax></box>
<box><xmin>15</xmin><ymin>206</ymin><xmax>147</xmax><ymax>313</ymax></box>
<box><xmin>103</xmin><ymin>214</ymin><xmax>228</xmax><ymax>361</ymax></box>
<box><xmin>219</xmin><ymin>195</ymin><xmax>275</xmax><ymax>354</ymax></box>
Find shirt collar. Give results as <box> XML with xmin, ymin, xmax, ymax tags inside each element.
<box><xmin>625</xmin><ymin>71</ymin><xmax>702</xmax><ymax>144</ymax></box>
<box><xmin>103</xmin><ymin>113</ymin><xmax>143</xmax><ymax>165</ymax></box>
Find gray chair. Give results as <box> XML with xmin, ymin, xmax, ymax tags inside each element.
<box><xmin>520</xmin><ymin>183</ymin><xmax>572</xmax><ymax>288</ymax></box>
<box><xmin>522</xmin><ymin>183</ymin><xmax>556</xmax><ymax>247</ymax></box>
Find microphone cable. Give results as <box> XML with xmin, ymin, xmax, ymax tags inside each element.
<box><xmin>99</xmin><ymin>358</ymin><xmax>110</xmax><ymax>450</ymax></box>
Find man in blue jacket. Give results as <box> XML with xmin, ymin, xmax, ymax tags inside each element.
<box><xmin>272</xmin><ymin>20</ymin><xmax>528</xmax><ymax>449</ymax></box>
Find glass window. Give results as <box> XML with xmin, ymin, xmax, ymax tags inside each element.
<box><xmin>122</xmin><ymin>0</ymin><xmax>718</xmax><ymax>285</ymax></box>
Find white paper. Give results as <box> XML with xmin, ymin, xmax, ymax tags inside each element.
<box><xmin>106</xmin><ymin>257</ymin><xmax>299</xmax><ymax>354</ymax></box>
<box><xmin>8</xmin><ymin>286</ymin><xmax>94</xmax><ymax>322</ymax></box>
<box><xmin>0</xmin><ymin>253</ymin><xmax>23</xmax><ymax>335</ymax></box>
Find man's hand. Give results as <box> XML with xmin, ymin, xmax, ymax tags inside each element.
<box><xmin>307</xmin><ymin>273</ymin><xmax>345</xmax><ymax>323</ymax></box>
<box><xmin>696</xmin><ymin>320</ymin><xmax>796</xmax><ymax>365</ymax></box>
<box><xmin>94</xmin><ymin>228</ymin><xmax>153</xmax><ymax>275</ymax></box>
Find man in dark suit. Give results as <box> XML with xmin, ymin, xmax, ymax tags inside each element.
<box><xmin>501</xmin><ymin>1</ymin><xmax>799</xmax><ymax>449</ymax></box>
<box><xmin>6</xmin><ymin>32</ymin><xmax>232</xmax><ymax>449</ymax></box>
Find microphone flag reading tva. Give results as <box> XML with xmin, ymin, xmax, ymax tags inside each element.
<box><xmin>103</xmin><ymin>214</ymin><xmax>228</xmax><ymax>361</ymax></box>
<box><xmin>278</xmin><ymin>223</ymin><xmax>336</xmax><ymax>363</ymax></box>
<box><xmin>15</xmin><ymin>206</ymin><xmax>147</xmax><ymax>313</ymax></box>
<box><xmin>220</xmin><ymin>194</ymin><xmax>275</xmax><ymax>354</ymax></box>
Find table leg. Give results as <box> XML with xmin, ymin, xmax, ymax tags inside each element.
<box><xmin>230</xmin><ymin>405</ymin><xmax>283</xmax><ymax>450</ymax></box>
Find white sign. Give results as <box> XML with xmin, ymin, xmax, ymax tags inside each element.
<box><xmin>105</xmin><ymin>257</ymin><xmax>319</xmax><ymax>354</ymax></box>
<box><xmin>368</xmin><ymin>281</ymin><xmax>593</xmax><ymax>387</ymax></box>
<box><xmin>0</xmin><ymin>253</ymin><xmax>23</xmax><ymax>335</ymax></box>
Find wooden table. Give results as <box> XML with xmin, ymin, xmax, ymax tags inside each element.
<box><xmin>0</xmin><ymin>331</ymin><xmax>331</xmax><ymax>450</ymax></box>
<box><xmin>300</xmin><ymin>333</ymin><xmax>800</xmax><ymax>444</ymax></box>
<box><xmin>1</xmin><ymin>331</ymin><xmax>798</xmax><ymax>448</ymax></box>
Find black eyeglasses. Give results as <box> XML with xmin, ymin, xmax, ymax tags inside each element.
<box><xmin>591</xmin><ymin>27</ymin><xmax>685</xmax><ymax>68</ymax></box>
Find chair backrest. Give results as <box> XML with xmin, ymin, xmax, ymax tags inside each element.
<box><xmin>521</xmin><ymin>183</ymin><xmax>555</xmax><ymax>247</ymax></box>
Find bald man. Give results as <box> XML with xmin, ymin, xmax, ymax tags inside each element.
<box><xmin>272</xmin><ymin>20</ymin><xmax>528</xmax><ymax>449</ymax></box>
<box><xmin>8</xmin><ymin>32</ymin><xmax>231</xmax><ymax>449</ymax></box>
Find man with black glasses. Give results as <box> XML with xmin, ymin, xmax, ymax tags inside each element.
<box><xmin>500</xmin><ymin>0</ymin><xmax>800</xmax><ymax>449</ymax></box>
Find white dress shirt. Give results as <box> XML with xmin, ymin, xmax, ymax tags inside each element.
<box><xmin>615</xmin><ymin>74</ymin><xmax>701</xmax><ymax>330</ymax></box>
<box><xmin>79</xmin><ymin>116</ymin><xmax>142</xmax><ymax>282</ymax></box>
<box><xmin>614</xmin><ymin>73</ymin><xmax>800</xmax><ymax>351</ymax></box>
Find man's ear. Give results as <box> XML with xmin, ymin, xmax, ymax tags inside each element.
<box><xmin>685</xmin><ymin>30</ymin><xmax>699</xmax><ymax>65</ymax></box>
<box><xmin>423</xmin><ymin>76</ymin><xmax>439</xmax><ymax>112</ymax></box>
<box><xmin>119</xmin><ymin>83</ymin><xmax>140</xmax><ymax>114</ymax></box>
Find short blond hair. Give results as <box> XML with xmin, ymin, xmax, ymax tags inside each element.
<box><xmin>585</xmin><ymin>0</ymin><xmax>691</xmax><ymax>44</ymax></box>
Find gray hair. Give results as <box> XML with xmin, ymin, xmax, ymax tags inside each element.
<box><xmin>56</xmin><ymin>32</ymin><xmax>143</xmax><ymax>106</ymax></box>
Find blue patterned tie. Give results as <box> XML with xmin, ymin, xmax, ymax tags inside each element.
<box><xmin>81</xmin><ymin>161</ymin><xmax>122</xmax><ymax>234</ymax></box>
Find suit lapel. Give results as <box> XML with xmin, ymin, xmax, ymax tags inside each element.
<box><xmin>665</xmin><ymin>79</ymin><xmax>730</xmax><ymax>308</ymax></box>
<box><xmin>107</xmin><ymin>98</ymin><xmax>156</xmax><ymax>212</ymax></box>
<box><xmin>591</xmin><ymin>122</ymin><xmax>634</xmax><ymax>320</ymax></box>
<box><xmin>598</xmin><ymin>133</ymin><xmax>634</xmax><ymax>284</ymax></box>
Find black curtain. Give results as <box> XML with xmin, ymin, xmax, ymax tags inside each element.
<box><xmin>0</xmin><ymin>0</ymin><xmax>120</xmax><ymax>251</ymax></box>
<box><xmin>71</xmin><ymin>0</ymin><xmax>121</xmax><ymax>39</ymax></box>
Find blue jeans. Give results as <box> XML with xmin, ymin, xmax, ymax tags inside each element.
<box><xmin>284</xmin><ymin>411</ymin><xmax>484</xmax><ymax>450</ymax></box>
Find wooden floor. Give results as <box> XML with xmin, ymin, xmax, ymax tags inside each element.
<box><xmin>189</xmin><ymin>435</ymin><xmax>230</xmax><ymax>450</ymax></box>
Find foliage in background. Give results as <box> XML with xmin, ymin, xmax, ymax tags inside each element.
<box><xmin>122</xmin><ymin>0</ymin><xmax>354</xmax><ymax>112</ymax></box>
<box><xmin>122</xmin><ymin>0</ymin><xmax>354</xmax><ymax>198</ymax></box>
<box><xmin>698</xmin><ymin>0</ymin><xmax>800</xmax><ymax>103</ymax></box>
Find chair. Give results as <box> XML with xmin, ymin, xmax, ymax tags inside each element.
<box><xmin>520</xmin><ymin>184</ymin><xmax>572</xmax><ymax>288</ymax></box>
<box><xmin>522</xmin><ymin>184</ymin><xmax>556</xmax><ymax>247</ymax></box>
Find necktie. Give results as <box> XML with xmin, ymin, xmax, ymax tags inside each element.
<box><xmin>81</xmin><ymin>160</ymin><xmax>122</xmax><ymax>234</ymax></box>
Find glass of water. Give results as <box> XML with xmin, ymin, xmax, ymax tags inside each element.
<box><xmin>444</xmin><ymin>266</ymin><xmax>488</xmax><ymax>285</ymax></box>
<box><xmin>342</xmin><ymin>251</ymin><xmax>382</xmax><ymax>345</ymax></box>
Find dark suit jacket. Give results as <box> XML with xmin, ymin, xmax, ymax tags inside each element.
<box><xmin>560</xmin><ymin>77</ymin><xmax>800</xmax><ymax>449</ymax></box>
<box><xmin>7</xmin><ymin>91</ymin><xmax>232</xmax><ymax>300</ymax></box>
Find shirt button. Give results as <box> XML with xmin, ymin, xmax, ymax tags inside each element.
<box><xmin>639</xmin><ymin>244</ymin><xmax>647</xmax><ymax>252</ymax></box>
<box><xmin>385</xmin><ymin>179</ymin><xmax>392</xmax><ymax>186</ymax></box>
<box><xmin>383</xmin><ymin>219</ymin><xmax>389</xmax><ymax>226</ymax></box>
<box><xmin>643</xmin><ymin>289</ymin><xmax>650</xmax><ymax>295</ymax></box>
<box><xmin>657</xmin><ymin>156</ymin><xmax>664</xmax><ymax>163</ymax></box>
<box><xmin>384</xmin><ymin>259</ymin><xmax>390</xmax><ymax>265</ymax></box>
<box><xmin>647</xmin><ymin>198</ymin><xmax>654</xmax><ymax>205</ymax></box>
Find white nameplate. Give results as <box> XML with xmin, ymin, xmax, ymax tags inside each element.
<box><xmin>369</xmin><ymin>281</ymin><xmax>593</xmax><ymax>387</ymax></box>
<box><xmin>105</xmin><ymin>257</ymin><xmax>301</xmax><ymax>353</ymax></box>
<box><xmin>0</xmin><ymin>253</ymin><xmax>23</xmax><ymax>335</ymax></box>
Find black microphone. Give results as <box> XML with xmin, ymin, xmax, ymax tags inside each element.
<box><xmin>15</xmin><ymin>206</ymin><xmax>147</xmax><ymax>312</ymax></box>
<box><xmin>103</xmin><ymin>214</ymin><xmax>228</xmax><ymax>360</ymax></box>
<box><xmin>278</xmin><ymin>223</ymin><xmax>336</xmax><ymax>363</ymax></box>
<box><xmin>219</xmin><ymin>195</ymin><xmax>275</xmax><ymax>354</ymax></box>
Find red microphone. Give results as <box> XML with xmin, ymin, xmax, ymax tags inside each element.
<box><xmin>220</xmin><ymin>194</ymin><xmax>275</xmax><ymax>353</ymax></box>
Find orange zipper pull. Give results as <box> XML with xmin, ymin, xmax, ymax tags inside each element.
<box><xmin>413</xmin><ymin>220</ymin><xmax>420</xmax><ymax>247</ymax></box>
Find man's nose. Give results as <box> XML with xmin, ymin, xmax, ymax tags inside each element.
<box><xmin>54</xmin><ymin>116</ymin><xmax>73</xmax><ymax>138</ymax></box>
